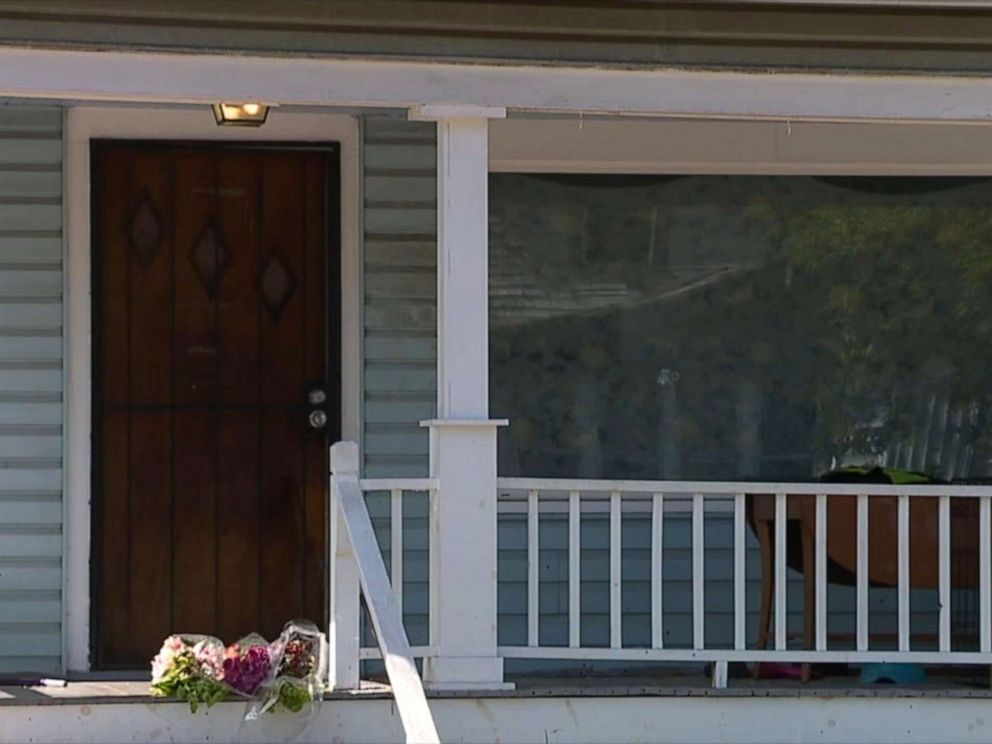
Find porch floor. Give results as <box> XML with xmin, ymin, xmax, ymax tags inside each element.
<box><xmin>3</xmin><ymin>668</ymin><xmax>992</xmax><ymax>706</ymax></box>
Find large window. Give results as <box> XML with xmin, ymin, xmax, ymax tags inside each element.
<box><xmin>489</xmin><ymin>173</ymin><xmax>992</xmax><ymax>482</ymax></box>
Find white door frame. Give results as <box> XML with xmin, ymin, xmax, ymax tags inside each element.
<box><xmin>63</xmin><ymin>105</ymin><xmax>360</xmax><ymax>673</ymax></box>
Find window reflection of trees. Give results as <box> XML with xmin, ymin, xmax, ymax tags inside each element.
<box><xmin>489</xmin><ymin>174</ymin><xmax>992</xmax><ymax>482</ymax></box>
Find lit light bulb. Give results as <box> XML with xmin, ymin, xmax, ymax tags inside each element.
<box><xmin>212</xmin><ymin>102</ymin><xmax>270</xmax><ymax>127</ymax></box>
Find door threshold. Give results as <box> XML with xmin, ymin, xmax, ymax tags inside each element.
<box><xmin>68</xmin><ymin>670</ymin><xmax>148</xmax><ymax>682</ymax></box>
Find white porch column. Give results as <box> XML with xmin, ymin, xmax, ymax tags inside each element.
<box><xmin>410</xmin><ymin>104</ymin><xmax>510</xmax><ymax>689</ymax></box>
<box><xmin>328</xmin><ymin>442</ymin><xmax>361</xmax><ymax>690</ymax></box>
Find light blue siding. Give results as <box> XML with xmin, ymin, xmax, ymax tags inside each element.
<box><xmin>361</xmin><ymin>114</ymin><xmax>436</xmax><ymax>480</ymax></box>
<box><xmin>499</xmin><ymin>510</ymin><xmax>937</xmax><ymax>664</ymax></box>
<box><xmin>361</xmin><ymin>115</ymin><xmax>436</xmax><ymax>650</ymax></box>
<box><xmin>0</xmin><ymin>103</ymin><xmax>63</xmax><ymax>675</ymax></box>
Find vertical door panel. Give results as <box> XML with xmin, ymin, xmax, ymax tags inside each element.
<box><xmin>259</xmin><ymin>410</ymin><xmax>305</xmax><ymax>639</ymax></box>
<box><xmin>127</xmin><ymin>409</ymin><xmax>174</xmax><ymax>657</ymax></box>
<box><xmin>259</xmin><ymin>155</ymin><xmax>306</xmax><ymax>405</ymax></box>
<box><xmin>98</xmin><ymin>408</ymin><xmax>129</xmax><ymax>665</ymax></box>
<box><xmin>173</xmin><ymin>153</ymin><xmax>218</xmax><ymax>406</ymax></box>
<box><xmin>127</xmin><ymin>152</ymin><xmax>173</xmax><ymax>407</ymax></box>
<box><xmin>97</xmin><ymin>154</ymin><xmax>129</xmax><ymax>408</ymax></box>
<box><xmin>216</xmin><ymin>411</ymin><xmax>261</xmax><ymax>641</ymax></box>
<box><xmin>217</xmin><ymin>154</ymin><xmax>261</xmax><ymax>405</ymax></box>
<box><xmin>172</xmin><ymin>409</ymin><xmax>218</xmax><ymax>634</ymax></box>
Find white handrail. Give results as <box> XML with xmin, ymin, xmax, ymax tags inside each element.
<box><xmin>498</xmin><ymin>477</ymin><xmax>992</xmax><ymax>497</ymax></box>
<box><xmin>331</xmin><ymin>443</ymin><xmax>440</xmax><ymax>744</ymax></box>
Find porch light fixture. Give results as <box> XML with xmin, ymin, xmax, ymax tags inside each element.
<box><xmin>212</xmin><ymin>102</ymin><xmax>270</xmax><ymax>127</ymax></box>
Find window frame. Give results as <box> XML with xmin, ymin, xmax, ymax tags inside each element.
<box><xmin>487</xmin><ymin>117</ymin><xmax>992</xmax><ymax>480</ymax></box>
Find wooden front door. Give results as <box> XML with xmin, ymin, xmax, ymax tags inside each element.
<box><xmin>92</xmin><ymin>144</ymin><xmax>338</xmax><ymax>668</ymax></box>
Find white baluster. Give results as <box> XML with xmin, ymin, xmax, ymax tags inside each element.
<box><xmin>774</xmin><ymin>493</ymin><xmax>787</xmax><ymax>651</ymax></box>
<box><xmin>856</xmin><ymin>493</ymin><xmax>869</xmax><ymax>652</ymax></box>
<box><xmin>569</xmin><ymin>491</ymin><xmax>581</xmax><ymax>648</ymax></box>
<box><xmin>693</xmin><ymin>493</ymin><xmax>705</xmax><ymax>651</ymax></box>
<box><xmin>391</xmin><ymin>489</ymin><xmax>404</xmax><ymax>617</ymax></box>
<box><xmin>528</xmin><ymin>490</ymin><xmax>539</xmax><ymax>648</ymax></box>
<box><xmin>938</xmin><ymin>495</ymin><xmax>950</xmax><ymax>654</ymax></box>
<box><xmin>734</xmin><ymin>493</ymin><xmax>745</xmax><ymax>651</ymax></box>
<box><xmin>981</xmin><ymin>496</ymin><xmax>991</xmax><ymax>654</ymax></box>
<box><xmin>897</xmin><ymin>494</ymin><xmax>910</xmax><ymax>652</ymax></box>
<box><xmin>652</xmin><ymin>493</ymin><xmax>665</xmax><ymax>650</ymax></box>
<box><xmin>815</xmin><ymin>493</ymin><xmax>827</xmax><ymax>651</ymax></box>
<box><xmin>610</xmin><ymin>491</ymin><xmax>622</xmax><ymax>649</ymax></box>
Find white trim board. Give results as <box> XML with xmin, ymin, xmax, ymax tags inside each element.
<box><xmin>5</xmin><ymin>693</ymin><xmax>992</xmax><ymax>744</ymax></box>
<box><xmin>490</xmin><ymin>118</ymin><xmax>992</xmax><ymax>175</ymax></box>
<box><xmin>63</xmin><ymin>105</ymin><xmax>361</xmax><ymax>673</ymax></box>
<box><xmin>3</xmin><ymin>46</ymin><xmax>992</xmax><ymax>123</ymax></box>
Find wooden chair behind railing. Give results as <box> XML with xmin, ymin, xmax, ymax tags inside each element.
<box><xmin>749</xmin><ymin>492</ymin><xmax>981</xmax><ymax>677</ymax></box>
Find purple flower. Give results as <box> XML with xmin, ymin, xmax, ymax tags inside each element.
<box><xmin>222</xmin><ymin>643</ymin><xmax>272</xmax><ymax>696</ymax></box>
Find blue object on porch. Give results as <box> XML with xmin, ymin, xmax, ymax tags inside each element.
<box><xmin>859</xmin><ymin>663</ymin><xmax>927</xmax><ymax>685</ymax></box>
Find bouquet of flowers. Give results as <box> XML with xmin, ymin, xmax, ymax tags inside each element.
<box><xmin>150</xmin><ymin>621</ymin><xmax>327</xmax><ymax>722</ymax></box>
<box><xmin>150</xmin><ymin>635</ymin><xmax>228</xmax><ymax>713</ymax></box>
<box><xmin>248</xmin><ymin>620</ymin><xmax>328</xmax><ymax>719</ymax></box>
<box><xmin>222</xmin><ymin>633</ymin><xmax>273</xmax><ymax>698</ymax></box>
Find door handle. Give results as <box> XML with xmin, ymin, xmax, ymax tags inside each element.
<box><xmin>308</xmin><ymin>409</ymin><xmax>328</xmax><ymax>430</ymax></box>
<box><xmin>306</xmin><ymin>386</ymin><xmax>328</xmax><ymax>430</ymax></box>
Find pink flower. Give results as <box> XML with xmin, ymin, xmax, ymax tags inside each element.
<box><xmin>222</xmin><ymin>643</ymin><xmax>272</xmax><ymax>695</ymax></box>
<box><xmin>151</xmin><ymin>636</ymin><xmax>188</xmax><ymax>684</ymax></box>
<box><xmin>193</xmin><ymin>640</ymin><xmax>225</xmax><ymax>681</ymax></box>
<box><xmin>165</xmin><ymin>636</ymin><xmax>184</xmax><ymax>651</ymax></box>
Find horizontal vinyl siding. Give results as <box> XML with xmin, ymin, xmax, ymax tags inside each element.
<box><xmin>361</xmin><ymin>114</ymin><xmax>436</xmax><ymax>479</ymax></box>
<box><xmin>1</xmin><ymin>1</ymin><xmax>992</xmax><ymax>73</ymax></box>
<box><xmin>498</xmin><ymin>511</ymin><xmax>936</xmax><ymax>664</ymax></box>
<box><xmin>0</xmin><ymin>103</ymin><xmax>62</xmax><ymax>675</ymax></box>
<box><xmin>361</xmin><ymin>115</ymin><xmax>436</xmax><ymax>651</ymax></box>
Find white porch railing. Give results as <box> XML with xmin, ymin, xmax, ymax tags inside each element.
<box><xmin>328</xmin><ymin>442</ymin><xmax>440</xmax><ymax>744</ymax></box>
<box><xmin>356</xmin><ymin>477</ymin><xmax>437</xmax><ymax>662</ymax></box>
<box><xmin>332</xmin><ymin>447</ymin><xmax>992</xmax><ymax>694</ymax></box>
<box><xmin>496</xmin><ymin>477</ymin><xmax>992</xmax><ymax>686</ymax></box>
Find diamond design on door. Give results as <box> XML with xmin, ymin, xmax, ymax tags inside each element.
<box><xmin>128</xmin><ymin>194</ymin><xmax>162</xmax><ymax>269</ymax></box>
<box><xmin>190</xmin><ymin>221</ymin><xmax>229</xmax><ymax>297</ymax></box>
<box><xmin>260</xmin><ymin>252</ymin><xmax>296</xmax><ymax>321</ymax></box>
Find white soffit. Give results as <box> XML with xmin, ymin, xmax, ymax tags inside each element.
<box><xmin>489</xmin><ymin>118</ymin><xmax>992</xmax><ymax>174</ymax></box>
